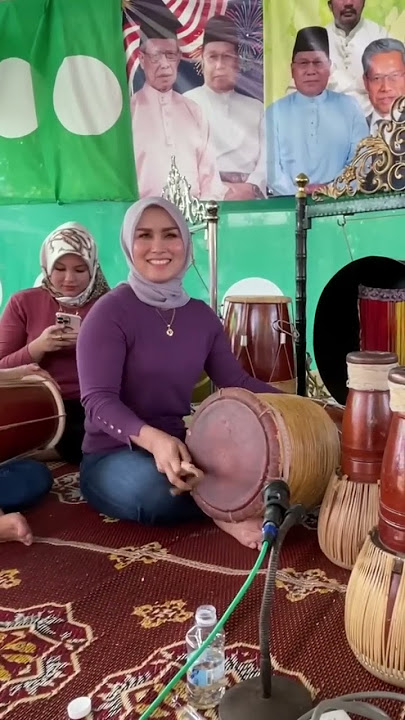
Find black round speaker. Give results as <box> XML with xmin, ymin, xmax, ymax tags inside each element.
<box><xmin>314</xmin><ymin>256</ymin><xmax>405</xmax><ymax>405</ymax></box>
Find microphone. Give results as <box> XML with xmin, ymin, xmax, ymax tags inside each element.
<box><xmin>219</xmin><ymin>481</ymin><xmax>311</xmax><ymax>720</ymax></box>
<box><xmin>262</xmin><ymin>480</ymin><xmax>291</xmax><ymax>540</ymax></box>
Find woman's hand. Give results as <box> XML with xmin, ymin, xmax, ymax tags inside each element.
<box><xmin>0</xmin><ymin>364</ymin><xmax>53</xmax><ymax>383</ymax></box>
<box><xmin>135</xmin><ymin>426</ymin><xmax>193</xmax><ymax>491</ymax></box>
<box><xmin>28</xmin><ymin>325</ymin><xmax>78</xmax><ymax>362</ymax></box>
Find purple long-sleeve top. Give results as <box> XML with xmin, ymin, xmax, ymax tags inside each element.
<box><xmin>77</xmin><ymin>284</ymin><xmax>281</xmax><ymax>454</ymax></box>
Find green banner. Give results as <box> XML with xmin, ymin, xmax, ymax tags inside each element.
<box><xmin>0</xmin><ymin>0</ymin><xmax>137</xmax><ymax>203</ymax></box>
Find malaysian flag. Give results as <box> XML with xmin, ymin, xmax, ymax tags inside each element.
<box><xmin>123</xmin><ymin>0</ymin><xmax>228</xmax><ymax>91</ymax></box>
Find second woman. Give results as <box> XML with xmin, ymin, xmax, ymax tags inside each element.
<box><xmin>0</xmin><ymin>222</ymin><xmax>109</xmax><ymax>464</ymax></box>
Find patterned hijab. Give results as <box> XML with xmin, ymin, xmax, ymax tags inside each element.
<box><xmin>120</xmin><ymin>197</ymin><xmax>192</xmax><ymax>310</ymax></box>
<box><xmin>40</xmin><ymin>222</ymin><xmax>109</xmax><ymax>307</ymax></box>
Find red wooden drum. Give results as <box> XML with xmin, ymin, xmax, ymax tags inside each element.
<box><xmin>345</xmin><ymin>367</ymin><xmax>405</xmax><ymax>687</ymax></box>
<box><xmin>186</xmin><ymin>388</ymin><xmax>340</xmax><ymax>522</ymax></box>
<box><xmin>342</xmin><ymin>351</ymin><xmax>398</xmax><ymax>482</ymax></box>
<box><xmin>0</xmin><ymin>375</ymin><xmax>66</xmax><ymax>463</ymax></box>
<box><xmin>378</xmin><ymin>367</ymin><xmax>405</xmax><ymax>553</ymax></box>
<box><xmin>223</xmin><ymin>296</ymin><xmax>297</xmax><ymax>393</ymax></box>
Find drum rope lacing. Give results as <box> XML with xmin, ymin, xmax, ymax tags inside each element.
<box><xmin>237</xmin><ymin>303</ymin><xmax>297</xmax><ymax>383</ymax></box>
<box><xmin>0</xmin><ymin>414</ymin><xmax>64</xmax><ymax>431</ymax></box>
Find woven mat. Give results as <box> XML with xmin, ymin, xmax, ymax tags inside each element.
<box><xmin>0</xmin><ymin>463</ymin><xmax>403</xmax><ymax>720</ymax></box>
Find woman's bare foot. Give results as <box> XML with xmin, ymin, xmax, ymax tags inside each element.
<box><xmin>213</xmin><ymin>517</ymin><xmax>263</xmax><ymax>550</ymax></box>
<box><xmin>0</xmin><ymin>512</ymin><xmax>33</xmax><ymax>545</ymax></box>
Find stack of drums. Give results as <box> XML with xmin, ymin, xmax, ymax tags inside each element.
<box><xmin>318</xmin><ymin>351</ymin><xmax>398</xmax><ymax>569</ymax></box>
<box><xmin>0</xmin><ymin>375</ymin><xmax>65</xmax><ymax>463</ymax></box>
<box><xmin>186</xmin><ymin>388</ymin><xmax>340</xmax><ymax>522</ymax></box>
<box><xmin>223</xmin><ymin>296</ymin><xmax>297</xmax><ymax>394</ymax></box>
<box><xmin>345</xmin><ymin>367</ymin><xmax>405</xmax><ymax>687</ymax></box>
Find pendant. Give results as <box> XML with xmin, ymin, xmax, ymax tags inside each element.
<box><xmin>166</xmin><ymin>327</ymin><xmax>174</xmax><ymax>337</ymax></box>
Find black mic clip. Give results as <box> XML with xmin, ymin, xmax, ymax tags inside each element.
<box><xmin>262</xmin><ymin>479</ymin><xmax>290</xmax><ymax>542</ymax></box>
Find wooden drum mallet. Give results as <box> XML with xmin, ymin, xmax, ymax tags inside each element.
<box><xmin>318</xmin><ymin>351</ymin><xmax>397</xmax><ymax>569</ymax></box>
<box><xmin>345</xmin><ymin>366</ymin><xmax>405</xmax><ymax>687</ymax></box>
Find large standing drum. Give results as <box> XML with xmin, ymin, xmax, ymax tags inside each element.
<box><xmin>186</xmin><ymin>388</ymin><xmax>340</xmax><ymax>522</ymax></box>
<box><xmin>345</xmin><ymin>367</ymin><xmax>405</xmax><ymax>687</ymax></box>
<box><xmin>0</xmin><ymin>375</ymin><xmax>66</xmax><ymax>463</ymax></box>
<box><xmin>378</xmin><ymin>367</ymin><xmax>405</xmax><ymax>553</ymax></box>
<box><xmin>223</xmin><ymin>296</ymin><xmax>297</xmax><ymax>393</ymax></box>
<box><xmin>342</xmin><ymin>351</ymin><xmax>398</xmax><ymax>481</ymax></box>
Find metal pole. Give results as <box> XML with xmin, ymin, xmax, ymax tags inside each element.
<box><xmin>295</xmin><ymin>174</ymin><xmax>309</xmax><ymax>397</ymax></box>
<box><xmin>205</xmin><ymin>200</ymin><xmax>219</xmax><ymax>315</ymax></box>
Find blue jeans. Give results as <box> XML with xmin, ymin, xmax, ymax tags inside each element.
<box><xmin>0</xmin><ymin>459</ymin><xmax>53</xmax><ymax>512</ymax></box>
<box><xmin>80</xmin><ymin>448</ymin><xmax>204</xmax><ymax>525</ymax></box>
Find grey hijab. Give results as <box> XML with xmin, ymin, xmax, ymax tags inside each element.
<box><xmin>120</xmin><ymin>197</ymin><xmax>192</xmax><ymax>309</ymax></box>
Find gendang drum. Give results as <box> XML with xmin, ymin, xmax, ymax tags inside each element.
<box><xmin>223</xmin><ymin>296</ymin><xmax>297</xmax><ymax>393</ymax></box>
<box><xmin>0</xmin><ymin>375</ymin><xmax>66</xmax><ymax>463</ymax></box>
<box><xmin>186</xmin><ymin>388</ymin><xmax>340</xmax><ymax>522</ymax></box>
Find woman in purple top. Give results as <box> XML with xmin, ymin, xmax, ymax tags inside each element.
<box><xmin>77</xmin><ymin>198</ymin><xmax>281</xmax><ymax>548</ymax></box>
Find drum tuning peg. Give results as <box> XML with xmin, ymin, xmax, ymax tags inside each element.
<box><xmin>280</xmin><ymin>332</ymin><xmax>286</xmax><ymax>345</ymax></box>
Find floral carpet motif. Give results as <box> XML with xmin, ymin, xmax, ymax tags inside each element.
<box><xmin>1</xmin><ymin>463</ymin><xmax>403</xmax><ymax>720</ymax></box>
<box><xmin>0</xmin><ymin>601</ymin><xmax>93</xmax><ymax>718</ymax></box>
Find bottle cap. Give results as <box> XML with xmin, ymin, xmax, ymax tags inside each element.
<box><xmin>67</xmin><ymin>696</ymin><xmax>92</xmax><ymax>719</ymax></box>
<box><xmin>195</xmin><ymin>604</ymin><xmax>217</xmax><ymax>627</ymax></box>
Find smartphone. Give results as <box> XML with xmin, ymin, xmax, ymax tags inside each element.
<box><xmin>55</xmin><ymin>312</ymin><xmax>81</xmax><ymax>332</ymax></box>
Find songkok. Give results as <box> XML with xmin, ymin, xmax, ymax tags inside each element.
<box><xmin>128</xmin><ymin>0</ymin><xmax>181</xmax><ymax>41</ymax></box>
<box><xmin>292</xmin><ymin>26</ymin><xmax>329</xmax><ymax>59</ymax></box>
<box><xmin>203</xmin><ymin>14</ymin><xmax>238</xmax><ymax>50</ymax></box>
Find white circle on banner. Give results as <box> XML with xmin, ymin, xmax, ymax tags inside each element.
<box><xmin>53</xmin><ymin>56</ymin><xmax>123</xmax><ymax>136</ymax></box>
<box><xmin>34</xmin><ymin>273</ymin><xmax>43</xmax><ymax>288</ymax></box>
<box><xmin>221</xmin><ymin>277</ymin><xmax>284</xmax><ymax>316</ymax></box>
<box><xmin>0</xmin><ymin>58</ymin><xmax>38</xmax><ymax>138</ymax></box>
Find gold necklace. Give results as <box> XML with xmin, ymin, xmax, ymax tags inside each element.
<box><xmin>155</xmin><ymin>308</ymin><xmax>176</xmax><ymax>337</ymax></box>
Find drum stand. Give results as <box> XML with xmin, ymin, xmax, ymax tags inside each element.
<box><xmin>294</xmin><ymin>174</ymin><xmax>309</xmax><ymax>397</ymax></box>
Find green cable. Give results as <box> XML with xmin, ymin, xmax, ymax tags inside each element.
<box><xmin>138</xmin><ymin>539</ymin><xmax>270</xmax><ymax>720</ymax></box>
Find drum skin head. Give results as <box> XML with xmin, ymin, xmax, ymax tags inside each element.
<box><xmin>186</xmin><ymin>388</ymin><xmax>281</xmax><ymax>522</ymax></box>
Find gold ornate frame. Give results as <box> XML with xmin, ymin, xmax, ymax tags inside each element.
<box><xmin>314</xmin><ymin>94</ymin><xmax>405</xmax><ymax>201</ymax></box>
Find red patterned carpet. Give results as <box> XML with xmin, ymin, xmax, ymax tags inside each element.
<box><xmin>1</xmin><ymin>462</ymin><xmax>404</xmax><ymax>720</ymax></box>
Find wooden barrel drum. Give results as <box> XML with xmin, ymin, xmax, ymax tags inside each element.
<box><xmin>0</xmin><ymin>376</ymin><xmax>66</xmax><ymax>463</ymax></box>
<box><xmin>345</xmin><ymin>367</ymin><xmax>405</xmax><ymax>687</ymax></box>
<box><xmin>223</xmin><ymin>296</ymin><xmax>297</xmax><ymax>394</ymax></box>
<box><xmin>318</xmin><ymin>351</ymin><xmax>398</xmax><ymax>570</ymax></box>
<box><xmin>342</xmin><ymin>351</ymin><xmax>398</xmax><ymax>481</ymax></box>
<box><xmin>186</xmin><ymin>388</ymin><xmax>340</xmax><ymax>522</ymax></box>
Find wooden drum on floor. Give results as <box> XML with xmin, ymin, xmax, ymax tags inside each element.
<box><xmin>0</xmin><ymin>375</ymin><xmax>66</xmax><ymax>463</ymax></box>
<box><xmin>223</xmin><ymin>296</ymin><xmax>297</xmax><ymax>394</ymax></box>
<box><xmin>186</xmin><ymin>388</ymin><xmax>340</xmax><ymax>522</ymax></box>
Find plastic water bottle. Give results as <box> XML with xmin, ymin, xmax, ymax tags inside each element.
<box><xmin>185</xmin><ymin>605</ymin><xmax>226</xmax><ymax>709</ymax></box>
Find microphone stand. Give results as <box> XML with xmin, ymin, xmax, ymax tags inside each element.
<box><xmin>219</xmin><ymin>481</ymin><xmax>313</xmax><ymax>720</ymax></box>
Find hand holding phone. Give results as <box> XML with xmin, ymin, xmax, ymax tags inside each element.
<box><xmin>28</xmin><ymin>323</ymin><xmax>78</xmax><ymax>362</ymax></box>
<box><xmin>55</xmin><ymin>312</ymin><xmax>82</xmax><ymax>332</ymax></box>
